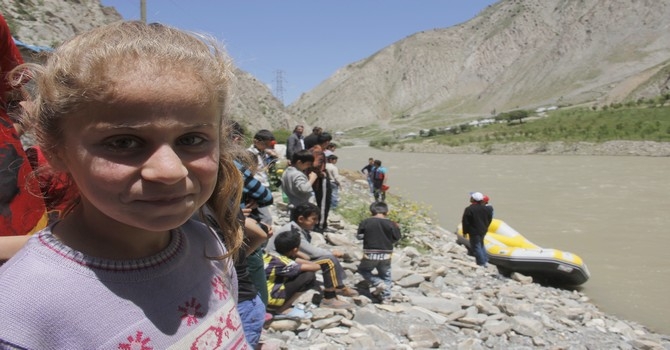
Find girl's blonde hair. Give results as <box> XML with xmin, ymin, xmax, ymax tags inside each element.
<box><xmin>13</xmin><ymin>21</ymin><xmax>243</xmax><ymax>258</ymax></box>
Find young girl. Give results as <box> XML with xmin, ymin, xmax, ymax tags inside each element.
<box><xmin>0</xmin><ymin>21</ymin><xmax>249</xmax><ymax>349</ymax></box>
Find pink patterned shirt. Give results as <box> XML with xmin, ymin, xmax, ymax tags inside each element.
<box><xmin>0</xmin><ymin>219</ymin><xmax>248</xmax><ymax>349</ymax></box>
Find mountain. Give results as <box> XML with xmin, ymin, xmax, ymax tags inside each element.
<box><xmin>288</xmin><ymin>0</ymin><xmax>670</xmax><ymax>131</ymax></box>
<box><xmin>5</xmin><ymin>0</ymin><xmax>670</xmax><ymax>135</ymax></box>
<box><xmin>0</xmin><ymin>0</ymin><xmax>294</xmax><ymax>133</ymax></box>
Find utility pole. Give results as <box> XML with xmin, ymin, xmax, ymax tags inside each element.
<box><xmin>274</xmin><ymin>69</ymin><xmax>285</xmax><ymax>105</ymax></box>
<box><xmin>140</xmin><ymin>0</ymin><xmax>147</xmax><ymax>23</ymax></box>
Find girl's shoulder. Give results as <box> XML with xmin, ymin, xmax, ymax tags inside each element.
<box><xmin>182</xmin><ymin>217</ymin><xmax>228</xmax><ymax>256</ymax></box>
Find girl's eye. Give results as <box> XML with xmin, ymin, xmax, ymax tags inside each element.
<box><xmin>104</xmin><ymin>136</ymin><xmax>142</xmax><ymax>151</ymax></box>
<box><xmin>178</xmin><ymin>134</ymin><xmax>206</xmax><ymax>146</ymax></box>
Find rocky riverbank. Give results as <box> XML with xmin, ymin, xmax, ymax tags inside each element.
<box><xmin>258</xmin><ymin>173</ymin><xmax>670</xmax><ymax>349</ymax></box>
<box><xmin>384</xmin><ymin>140</ymin><xmax>670</xmax><ymax>157</ymax></box>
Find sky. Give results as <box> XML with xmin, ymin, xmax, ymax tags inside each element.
<box><xmin>100</xmin><ymin>1</ymin><xmax>498</xmax><ymax>105</ymax></box>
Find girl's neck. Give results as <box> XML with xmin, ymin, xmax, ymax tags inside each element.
<box><xmin>53</xmin><ymin>206</ymin><xmax>172</xmax><ymax>260</ymax></box>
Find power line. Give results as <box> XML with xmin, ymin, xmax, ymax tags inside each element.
<box><xmin>140</xmin><ymin>0</ymin><xmax>146</xmax><ymax>23</ymax></box>
<box><xmin>274</xmin><ymin>69</ymin><xmax>285</xmax><ymax>105</ymax></box>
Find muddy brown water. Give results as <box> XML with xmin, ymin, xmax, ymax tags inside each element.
<box><xmin>335</xmin><ymin>146</ymin><xmax>670</xmax><ymax>335</ymax></box>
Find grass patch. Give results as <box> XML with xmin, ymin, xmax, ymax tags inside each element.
<box><xmin>399</xmin><ymin>104</ymin><xmax>670</xmax><ymax>147</ymax></box>
<box><xmin>336</xmin><ymin>190</ymin><xmax>433</xmax><ymax>252</ymax></box>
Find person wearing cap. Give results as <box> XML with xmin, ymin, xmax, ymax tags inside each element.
<box><xmin>461</xmin><ymin>192</ymin><xmax>493</xmax><ymax>267</ymax></box>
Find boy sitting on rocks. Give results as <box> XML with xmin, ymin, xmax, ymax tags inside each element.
<box><xmin>267</xmin><ymin>203</ymin><xmax>358</xmax><ymax>309</ymax></box>
<box><xmin>264</xmin><ymin>230</ymin><xmax>319</xmax><ymax>318</ymax></box>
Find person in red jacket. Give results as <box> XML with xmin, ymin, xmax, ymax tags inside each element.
<box><xmin>0</xmin><ymin>14</ymin><xmax>47</xmax><ymax>240</ymax></box>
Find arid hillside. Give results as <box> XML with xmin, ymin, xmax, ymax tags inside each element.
<box><xmin>289</xmin><ymin>0</ymin><xmax>670</xmax><ymax>131</ymax></box>
<box><xmin>4</xmin><ymin>0</ymin><xmax>669</xmax><ymax>134</ymax></box>
<box><xmin>0</xmin><ymin>0</ymin><xmax>295</xmax><ymax>132</ymax></box>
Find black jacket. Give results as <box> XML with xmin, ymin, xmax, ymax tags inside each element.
<box><xmin>462</xmin><ymin>203</ymin><xmax>493</xmax><ymax>237</ymax></box>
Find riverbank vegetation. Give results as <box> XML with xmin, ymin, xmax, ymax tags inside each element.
<box><xmin>335</xmin><ymin>170</ymin><xmax>434</xmax><ymax>251</ymax></box>
<box><xmin>371</xmin><ymin>102</ymin><xmax>670</xmax><ymax>149</ymax></box>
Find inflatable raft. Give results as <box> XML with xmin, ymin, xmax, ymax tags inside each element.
<box><xmin>456</xmin><ymin>219</ymin><xmax>590</xmax><ymax>286</ymax></box>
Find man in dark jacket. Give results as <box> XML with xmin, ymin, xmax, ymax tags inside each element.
<box><xmin>461</xmin><ymin>192</ymin><xmax>493</xmax><ymax>266</ymax></box>
<box><xmin>285</xmin><ymin>124</ymin><xmax>304</xmax><ymax>163</ymax></box>
<box><xmin>303</xmin><ymin>126</ymin><xmax>322</xmax><ymax>150</ymax></box>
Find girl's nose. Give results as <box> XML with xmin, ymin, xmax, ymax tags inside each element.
<box><xmin>141</xmin><ymin>144</ymin><xmax>188</xmax><ymax>184</ymax></box>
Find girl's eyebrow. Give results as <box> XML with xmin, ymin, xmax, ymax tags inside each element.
<box><xmin>98</xmin><ymin>122</ymin><xmax>216</xmax><ymax>130</ymax></box>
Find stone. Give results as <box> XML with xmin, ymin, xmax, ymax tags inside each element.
<box><xmin>268</xmin><ymin>319</ymin><xmax>302</xmax><ymax>332</ymax></box>
<box><xmin>406</xmin><ymin>324</ymin><xmax>441</xmax><ymax>348</ymax></box>
<box><xmin>483</xmin><ymin>320</ymin><xmax>512</xmax><ymax>336</ymax></box>
<box><xmin>511</xmin><ymin>272</ymin><xmax>534</xmax><ymax>284</ymax></box>
<box><xmin>396</xmin><ymin>273</ymin><xmax>426</xmax><ymax>287</ymax></box>
<box><xmin>411</xmin><ymin>296</ymin><xmax>462</xmax><ymax>314</ymax></box>
<box><xmin>511</xmin><ymin>315</ymin><xmax>544</xmax><ymax>337</ymax></box>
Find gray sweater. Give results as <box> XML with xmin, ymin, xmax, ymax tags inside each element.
<box><xmin>281</xmin><ymin>165</ymin><xmax>313</xmax><ymax>206</ymax></box>
<box><xmin>266</xmin><ymin>221</ymin><xmax>332</xmax><ymax>259</ymax></box>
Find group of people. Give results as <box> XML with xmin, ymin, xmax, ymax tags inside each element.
<box><xmin>0</xmin><ymin>17</ymin><xmax>496</xmax><ymax>349</ymax></box>
<box><xmin>0</xmin><ymin>19</ymin><xmax>406</xmax><ymax>349</ymax></box>
<box><xmin>282</xmin><ymin>125</ymin><xmax>342</xmax><ymax>232</ymax></box>
<box><xmin>361</xmin><ymin>157</ymin><xmax>389</xmax><ymax>202</ymax></box>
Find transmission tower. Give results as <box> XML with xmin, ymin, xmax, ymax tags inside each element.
<box><xmin>274</xmin><ymin>70</ymin><xmax>285</xmax><ymax>105</ymax></box>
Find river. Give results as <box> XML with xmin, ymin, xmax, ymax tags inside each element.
<box><xmin>335</xmin><ymin>145</ymin><xmax>669</xmax><ymax>335</ymax></box>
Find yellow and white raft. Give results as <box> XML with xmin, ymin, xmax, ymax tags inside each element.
<box><xmin>456</xmin><ymin>219</ymin><xmax>590</xmax><ymax>286</ymax></box>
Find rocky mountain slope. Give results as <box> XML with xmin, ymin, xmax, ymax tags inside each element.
<box><xmin>0</xmin><ymin>0</ymin><xmax>294</xmax><ymax>132</ymax></box>
<box><xmin>289</xmin><ymin>0</ymin><xmax>670</xmax><ymax>131</ymax></box>
<box><xmin>5</xmin><ymin>0</ymin><xmax>670</xmax><ymax>135</ymax></box>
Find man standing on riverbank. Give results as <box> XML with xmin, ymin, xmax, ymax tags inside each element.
<box><xmin>461</xmin><ymin>192</ymin><xmax>493</xmax><ymax>267</ymax></box>
<box><xmin>361</xmin><ymin>157</ymin><xmax>375</xmax><ymax>196</ymax></box>
<box><xmin>371</xmin><ymin>160</ymin><xmax>388</xmax><ymax>202</ymax></box>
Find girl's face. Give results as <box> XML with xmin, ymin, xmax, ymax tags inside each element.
<box><xmin>54</xmin><ymin>71</ymin><xmax>221</xmax><ymax>236</ymax></box>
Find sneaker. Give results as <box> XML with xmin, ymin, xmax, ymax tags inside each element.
<box><xmin>336</xmin><ymin>286</ymin><xmax>359</xmax><ymax>297</ymax></box>
<box><xmin>320</xmin><ymin>297</ymin><xmax>354</xmax><ymax>309</ymax></box>
<box><xmin>371</xmin><ymin>282</ymin><xmax>386</xmax><ymax>296</ymax></box>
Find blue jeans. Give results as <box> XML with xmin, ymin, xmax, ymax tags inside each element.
<box><xmin>358</xmin><ymin>258</ymin><xmax>392</xmax><ymax>299</ymax></box>
<box><xmin>469</xmin><ymin>234</ymin><xmax>488</xmax><ymax>266</ymax></box>
<box><xmin>373</xmin><ymin>187</ymin><xmax>386</xmax><ymax>202</ymax></box>
<box><xmin>366</xmin><ymin>177</ymin><xmax>374</xmax><ymax>195</ymax></box>
<box><xmin>237</xmin><ymin>294</ymin><xmax>265</xmax><ymax>348</ymax></box>
<box><xmin>330</xmin><ymin>182</ymin><xmax>340</xmax><ymax>209</ymax></box>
